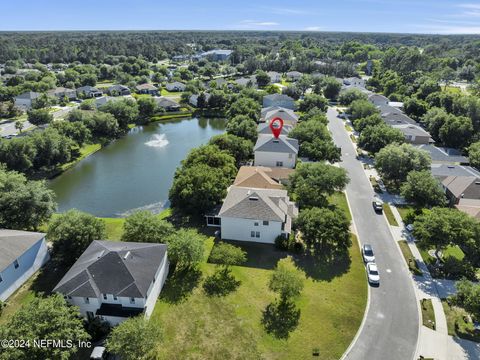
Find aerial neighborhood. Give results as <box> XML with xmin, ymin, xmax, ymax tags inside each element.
<box><xmin>1</xmin><ymin>21</ymin><xmax>480</xmax><ymax>360</ymax></box>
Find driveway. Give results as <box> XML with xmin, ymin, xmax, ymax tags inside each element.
<box><xmin>327</xmin><ymin>107</ymin><xmax>419</xmax><ymax>360</ymax></box>
<box><xmin>0</xmin><ymin>119</ymin><xmax>34</xmax><ymax>136</ymax></box>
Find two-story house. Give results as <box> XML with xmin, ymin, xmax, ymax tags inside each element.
<box><xmin>254</xmin><ymin>135</ymin><xmax>299</xmax><ymax>169</ymax></box>
<box><xmin>53</xmin><ymin>240</ymin><xmax>168</xmax><ymax>325</ymax></box>
<box><xmin>218</xmin><ymin>186</ymin><xmax>298</xmax><ymax>244</ymax></box>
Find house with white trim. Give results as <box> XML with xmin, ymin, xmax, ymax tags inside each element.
<box><xmin>218</xmin><ymin>186</ymin><xmax>298</xmax><ymax>244</ymax></box>
<box><xmin>254</xmin><ymin>135</ymin><xmax>299</xmax><ymax>169</ymax></box>
<box><xmin>53</xmin><ymin>241</ymin><xmax>168</xmax><ymax>326</ymax></box>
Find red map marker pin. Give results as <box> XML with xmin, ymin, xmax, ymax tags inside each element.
<box><xmin>269</xmin><ymin>117</ymin><xmax>284</xmax><ymax>138</ymax></box>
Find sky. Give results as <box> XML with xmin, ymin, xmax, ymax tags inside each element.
<box><xmin>1</xmin><ymin>0</ymin><xmax>480</xmax><ymax>34</ymax></box>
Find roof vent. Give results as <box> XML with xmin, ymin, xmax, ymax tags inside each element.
<box><xmin>273</xmin><ymin>139</ymin><xmax>279</xmax><ymax>143</ymax></box>
<box><xmin>447</xmin><ymin>166</ymin><xmax>455</xmax><ymax>169</ymax></box>
<box><xmin>475</xmin><ymin>181</ymin><xmax>480</xmax><ymax>185</ymax></box>
<box><xmin>123</xmin><ymin>251</ymin><xmax>131</xmax><ymax>260</ymax></box>
<box><xmin>249</xmin><ymin>196</ymin><xmax>259</xmax><ymax>201</ymax></box>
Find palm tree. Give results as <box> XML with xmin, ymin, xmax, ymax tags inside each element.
<box><xmin>14</xmin><ymin>120</ymin><xmax>24</xmax><ymax>134</ymax></box>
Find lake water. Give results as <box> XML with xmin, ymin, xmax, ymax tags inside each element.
<box><xmin>49</xmin><ymin>117</ymin><xmax>226</xmax><ymax>217</ymax></box>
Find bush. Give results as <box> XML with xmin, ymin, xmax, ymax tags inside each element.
<box><xmin>203</xmin><ymin>269</ymin><xmax>241</xmax><ymax>296</ymax></box>
<box><xmin>443</xmin><ymin>257</ymin><xmax>476</xmax><ymax>280</ymax></box>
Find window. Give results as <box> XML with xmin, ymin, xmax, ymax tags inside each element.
<box><xmin>113</xmin><ymin>295</ymin><xmax>118</xmax><ymax>301</ymax></box>
<box><xmin>251</xmin><ymin>231</ymin><xmax>255</xmax><ymax>238</ymax></box>
<box><xmin>254</xmin><ymin>222</ymin><xmax>259</xmax><ymax>226</ymax></box>
<box><xmin>289</xmin><ymin>153</ymin><xmax>293</xmax><ymax>159</ymax></box>
<box><xmin>130</xmin><ymin>297</ymin><xmax>135</xmax><ymax>304</ymax></box>
<box><xmin>0</xmin><ymin>274</ymin><xmax>2</xmax><ymax>283</ymax></box>
<box><xmin>103</xmin><ymin>294</ymin><xmax>107</xmax><ymax>300</ymax></box>
<box><xmin>263</xmin><ymin>221</ymin><xmax>269</xmax><ymax>226</ymax></box>
<box><xmin>84</xmin><ymin>297</ymin><xmax>90</xmax><ymax>304</ymax></box>
<box><xmin>13</xmin><ymin>260</ymin><xmax>19</xmax><ymax>269</ymax></box>
<box><xmin>276</xmin><ymin>161</ymin><xmax>283</xmax><ymax>167</ymax></box>
<box><xmin>256</xmin><ymin>232</ymin><xmax>260</xmax><ymax>238</ymax></box>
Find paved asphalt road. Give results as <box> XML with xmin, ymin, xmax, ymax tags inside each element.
<box><xmin>327</xmin><ymin>108</ymin><xmax>419</xmax><ymax>360</ymax></box>
<box><xmin>0</xmin><ymin>120</ymin><xmax>34</xmax><ymax>136</ymax></box>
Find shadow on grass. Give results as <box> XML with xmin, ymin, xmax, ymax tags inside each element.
<box><xmin>217</xmin><ymin>240</ymin><xmax>351</xmax><ymax>282</ymax></box>
<box><xmin>262</xmin><ymin>299</ymin><xmax>301</xmax><ymax>339</ymax></box>
<box><xmin>160</xmin><ymin>266</ymin><xmax>202</xmax><ymax>304</ymax></box>
<box><xmin>30</xmin><ymin>260</ymin><xmax>70</xmax><ymax>296</ymax></box>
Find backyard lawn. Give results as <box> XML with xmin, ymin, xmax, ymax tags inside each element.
<box><xmin>152</xmin><ymin>235</ymin><xmax>367</xmax><ymax>360</ymax></box>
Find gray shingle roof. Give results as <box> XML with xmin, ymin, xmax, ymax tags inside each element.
<box><xmin>431</xmin><ymin>164</ymin><xmax>480</xmax><ymax>180</ymax></box>
<box><xmin>54</xmin><ymin>240</ymin><xmax>167</xmax><ymax>299</ymax></box>
<box><xmin>414</xmin><ymin>145</ymin><xmax>468</xmax><ymax>164</ymax></box>
<box><xmin>219</xmin><ymin>186</ymin><xmax>291</xmax><ymax>221</ymax></box>
<box><xmin>263</xmin><ymin>94</ymin><xmax>294</xmax><ymax>102</ymax></box>
<box><xmin>15</xmin><ymin>91</ymin><xmax>41</xmax><ymax>100</ymax></box>
<box><xmin>257</xmin><ymin>122</ymin><xmax>292</xmax><ymax>135</ymax></box>
<box><xmin>0</xmin><ymin>230</ymin><xmax>46</xmax><ymax>272</ymax></box>
<box><xmin>254</xmin><ymin>135</ymin><xmax>299</xmax><ymax>154</ymax></box>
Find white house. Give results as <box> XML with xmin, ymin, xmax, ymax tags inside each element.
<box><xmin>14</xmin><ymin>91</ymin><xmax>41</xmax><ymax>109</ymax></box>
<box><xmin>267</xmin><ymin>71</ymin><xmax>282</xmax><ymax>83</ymax></box>
<box><xmin>0</xmin><ymin>230</ymin><xmax>50</xmax><ymax>301</ymax></box>
<box><xmin>254</xmin><ymin>135</ymin><xmax>299</xmax><ymax>169</ymax></box>
<box><xmin>165</xmin><ymin>82</ymin><xmax>186</xmax><ymax>92</ymax></box>
<box><xmin>218</xmin><ymin>186</ymin><xmax>298</xmax><ymax>244</ymax></box>
<box><xmin>368</xmin><ymin>93</ymin><xmax>389</xmax><ymax>107</ymax></box>
<box><xmin>53</xmin><ymin>241</ymin><xmax>168</xmax><ymax>326</ymax></box>
<box><xmin>286</xmin><ymin>71</ymin><xmax>303</xmax><ymax>81</ymax></box>
<box><xmin>262</xmin><ymin>107</ymin><xmax>299</xmax><ymax>127</ymax></box>
<box><xmin>262</xmin><ymin>94</ymin><xmax>295</xmax><ymax>110</ymax></box>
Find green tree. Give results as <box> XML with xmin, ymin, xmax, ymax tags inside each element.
<box><xmin>468</xmin><ymin>141</ymin><xmax>480</xmax><ymax>169</ymax></box>
<box><xmin>226</xmin><ymin>115</ymin><xmax>258</xmax><ymax>142</ymax></box>
<box><xmin>182</xmin><ymin>144</ymin><xmax>237</xmax><ymax>179</ymax></box>
<box><xmin>288</xmin><ymin>162</ymin><xmax>349</xmax><ymax>208</ymax></box>
<box><xmin>99</xmin><ymin>98</ymin><xmax>139</xmax><ymax>131</ymax></box>
<box><xmin>452</xmin><ymin>279</ymin><xmax>480</xmax><ymax>319</ymax></box>
<box><xmin>209</xmin><ymin>242</ymin><xmax>247</xmax><ymax>272</ymax></box>
<box><xmin>169</xmin><ymin>163</ymin><xmax>232</xmax><ymax>214</ymax></box>
<box><xmin>348</xmin><ymin>99</ymin><xmax>379</xmax><ymax>120</ymax></box>
<box><xmin>352</xmin><ymin>114</ymin><xmax>383</xmax><ymax>132</ymax></box>
<box><xmin>423</xmin><ymin>107</ymin><xmax>449</xmax><ymax>141</ymax></box>
<box><xmin>166</xmin><ymin>228</ymin><xmax>205</xmax><ymax>269</ymax></box>
<box><xmin>322</xmin><ymin>77</ymin><xmax>342</xmax><ymax>100</ymax></box>
<box><xmin>209</xmin><ymin>133</ymin><xmax>253</xmax><ymax>166</ymax></box>
<box><xmin>49</xmin><ymin>209</ymin><xmax>106</xmax><ymax>266</ymax></box>
<box><xmin>289</xmin><ymin>120</ymin><xmax>341</xmax><ymax>162</ymax></box>
<box><xmin>0</xmin><ymin>165</ymin><xmax>56</xmax><ymax>230</ymax></box>
<box><xmin>296</xmin><ymin>207</ymin><xmax>351</xmax><ymax>258</ymax></box>
<box><xmin>438</xmin><ymin>115</ymin><xmax>473</xmax><ymax>149</ymax></box>
<box><xmin>255</xmin><ymin>70</ymin><xmax>270</xmax><ymax>87</ymax></box>
<box><xmin>106</xmin><ymin>316</ymin><xmax>161</xmax><ymax>360</ymax></box>
<box><xmin>14</xmin><ymin>120</ymin><xmax>23</xmax><ymax>133</ymax></box>
<box><xmin>375</xmin><ymin>143</ymin><xmax>431</xmax><ymax>184</ymax></box>
<box><xmin>51</xmin><ymin>120</ymin><xmax>91</xmax><ymax>146</ymax></box>
<box><xmin>413</xmin><ymin>207</ymin><xmax>477</xmax><ymax>259</ymax></box>
<box><xmin>121</xmin><ymin>210</ymin><xmax>174</xmax><ymax>243</ymax></box>
<box><xmin>269</xmin><ymin>257</ymin><xmax>305</xmax><ymax>301</ymax></box>
<box><xmin>227</xmin><ymin>97</ymin><xmax>260</xmax><ymax>121</ymax></box>
<box><xmin>27</xmin><ymin>108</ymin><xmax>53</xmax><ymax>126</ymax></box>
<box><xmin>358</xmin><ymin>123</ymin><xmax>405</xmax><ymax>153</ymax></box>
<box><xmin>0</xmin><ymin>294</ymin><xmax>89</xmax><ymax>360</ymax></box>
<box><xmin>137</xmin><ymin>96</ymin><xmax>157</xmax><ymax>121</ymax></box>
<box><xmin>299</xmin><ymin>94</ymin><xmax>328</xmax><ymax>112</ymax></box>
<box><xmin>339</xmin><ymin>88</ymin><xmax>368</xmax><ymax>106</ymax></box>
<box><xmin>400</xmin><ymin>170</ymin><xmax>446</xmax><ymax>208</ymax></box>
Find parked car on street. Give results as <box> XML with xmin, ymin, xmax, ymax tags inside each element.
<box><xmin>366</xmin><ymin>262</ymin><xmax>380</xmax><ymax>285</ymax></box>
<box><xmin>362</xmin><ymin>244</ymin><xmax>375</xmax><ymax>263</ymax></box>
<box><xmin>377</xmin><ymin>179</ymin><xmax>387</xmax><ymax>192</ymax></box>
<box><xmin>372</xmin><ymin>198</ymin><xmax>383</xmax><ymax>213</ymax></box>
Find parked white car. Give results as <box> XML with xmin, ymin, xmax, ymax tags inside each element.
<box><xmin>366</xmin><ymin>262</ymin><xmax>380</xmax><ymax>285</ymax></box>
<box><xmin>362</xmin><ymin>244</ymin><xmax>375</xmax><ymax>263</ymax></box>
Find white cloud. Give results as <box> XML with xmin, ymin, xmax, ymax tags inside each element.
<box><xmin>413</xmin><ymin>23</ymin><xmax>480</xmax><ymax>34</ymax></box>
<box><xmin>304</xmin><ymin>26</ymin><xmax>323</xmax><ymax>31</ymax></box>
<box><xmin>239</xmin><ymin>20</ymin><xmax>279</xmax><ymax>27</ymax></box>
<box><xmin>456</xmin><ymin>3</ymin><xmax>480</xmax><ymax>17</ymax></box>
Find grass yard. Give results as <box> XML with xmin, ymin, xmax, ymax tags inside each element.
<box><xmin>160</xmin><ymin>88</ymin><xmax>182</xmax><ymax>96</ymax></box>
<box><xmin>398</xmin><ymin>240</ymin><xmax>422</xmax><ymax>276</ymax></box>
<box><xmin>383</xmin><ymin>204</ymin><xmax>399</xmax><ymax>226</ymax></box>
<box><xmin>151</xmin><ymin>235</ymin><xmax>367</xmax><ymax>360</ymax></box>
<box><xmin>420</xmin><ymin>299</ymin><xmax>436</xmax><ymax>330</ymax></box>
<box><xmin>349</xmin><ymin>134</ymin><xmax>357</xmax><ymax>143</ymax></box>
<box><xmin>417</xmin><ymin>243</ymin><xmax>465</xmax><ymax>266</ymax></box>
<box><xmin>60</xmin><ymin>143</ymin><xmax>101</xmax><ymax>171</ymax></box>
<box><xmin>345</xmin><ymin>124</ymin><xmax>353</xmax><ymax>132</ymax></box>
<box><xmin>442</xmin><ymin>300</ymin><xmax>480</xmax><ymax>342</ymax></box>
<box><xmin>328</xmin><ymin>192</ymin><xmax>352</xmax><ymax>222</ymax></box>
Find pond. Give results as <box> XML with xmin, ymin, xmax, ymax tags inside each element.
<box><xmin>49</xmin><ymin>117</ymin><xmax>226</xmax><ymax>217</ymax></box>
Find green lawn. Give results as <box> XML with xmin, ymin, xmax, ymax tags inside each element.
<box><xmin>398</xmin><ymin>240</ymin><xmax>422</xmax><ymax>276</ymax></box>
<box><xmin>420</xmin><ymin>299</ymin><xmax>436</xmax><ymax>330</ymax></box>
<box><xmin>442</xmin><ymin>300</ymin><xmax>480</xmax><ymax>342</ymax></box>
<box><xmin>417</xmin><ymin>243</ymin><xmax>465</xmax><ymax>266</ymax></box>
<box><xmin>328</xmin><ymin>192</ymin><xmax>352</xmax><ymax>222</ymax></box>
<box><xmin>383</xmin><ymin>204</ymin><xmax>399</xmax><ymax>226</ymax></box>
<box><xmin>151</xmin><ymin>235</ymin><xmax>367</xmax><ymax>359</ymax></box>
<box><xmin>160</xmin><ymin>88</ymin><xmax>183</xmax><ymax>96</ymax></box>
<box><xmin>345</xmin><ymin>124</ymin><xmax>353</xmax><ymax>132</ymax></box>
<box><xmin>60</xmin><ymin>143</ymin><xmax>101</xmax><ymax>171</ymax></box>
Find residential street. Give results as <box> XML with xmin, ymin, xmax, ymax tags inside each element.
<box><xmin>0</xmin><ymin>119</ymin><xmax>34</xmax><ymax>136</ymax></box>
<box><xmin>327</xmin><ymin>107</ymin><xmax>419</xmax><ymax>360</ymax></box>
